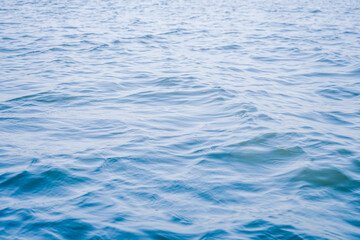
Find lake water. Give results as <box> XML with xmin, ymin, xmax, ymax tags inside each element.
<box><xmin>1</xmin><ymin>0</ymin><xmax>360</xmax><ymax>239</ymax></box>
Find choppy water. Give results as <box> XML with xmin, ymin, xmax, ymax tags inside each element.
<box><xmin>1</xmin><ymin>0</ymin><xmax>360</xmax><ymax>239</ymax></box>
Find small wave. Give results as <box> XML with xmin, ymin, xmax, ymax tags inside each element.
<box><xmin>207</xmin><ymin>146</ymin><xmax>305</xmax><ymax>166</ymax></box>
<box><xmin>290</xmin><ymin>167</ymin><xmax>360</xmax><ymax>192</ymax></box>
<box><xmin>317</xmin><ymin>87</ymin><xmax>359</xmax><ymax>100</ymax></box>
<box><xmin>0</xmin><ymin>168</ymin><xmax>90</xmax><ymax>198</ymax></box>
<box><xmin>22</xmin><ymin>218</ymin><xmax>94</xmax><ymax>239</ymax></box>
<box><xmin>239</xmin><ymin>219</ymin><xmax>319</xmax><ymax>239</ymax></box>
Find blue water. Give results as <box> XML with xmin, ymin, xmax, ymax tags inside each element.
<box><xmin>1</xmin><ymin>0</ymin><xmax>360</xmax><ymax>239</ymax></box>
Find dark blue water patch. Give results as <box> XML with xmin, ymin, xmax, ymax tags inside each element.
<box><xmin>90</xmin><ymin>227</ymin><xmax>142</xmax><ymax>240</ymax></box>
<box><xmin>0</xmin><ymin>103</ymin><xmax>11</xmax><ymax>111</ymax></box>
<box><xmin>170</xmin><ymin>215</ymin><xmax>193</xmax><ymax>226</ymax></box>
<box><xmin>0</xmin><ymin>47</ymin><xmax>29</xmax><ymax>53</ymax></box>
<box><xmin>238</xmin><ymin>219</ymin><xmax>323</xmax><ymax>240</ymax></box>
<box><xmin>1</xmin><ymin>37</ymin><xmax>15</xmax><ymax>40</ymax></box>
<box><xmin>310</xmin><ymin>9</ymin><xmax>322</xmax><ymax>14</ymax></box>
<box><xmin>0</xmin><ymin>22</ymin><xmax>20</xmax><ymax>25</ymax></box>
<box><xmin>0</xmin><ymin>167</ymin><xmax>90</xmax><ymax>198</ymax></box>
<box><xmin>0</xmin><ymin>208</ymin><xmax>35</xmax><ymax>236</ymax></box>
<box><xmin>140</xmin><ymin>229</ymin><xmax>193</xmax><ymax>240</ymax></box>
<box><xmin>198</xmin><ymin>229</ymin><xmax>229</xmax><ymax>239</ymax></box>
<box><xmin>21</xmin><ymin>218</ymin><xmax>94</xmax><ymax>239</ymax></box>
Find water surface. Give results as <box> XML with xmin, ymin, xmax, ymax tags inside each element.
<box><xmin>1</xmin><ymin>0</ymin><xmax>360</xmax><ymax>239</ymax></box>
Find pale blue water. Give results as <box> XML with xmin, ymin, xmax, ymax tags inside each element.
<box><xmin>1</xmin><ymin>0</ymin><xmax>360</xmax><ymax>239</ymax></box>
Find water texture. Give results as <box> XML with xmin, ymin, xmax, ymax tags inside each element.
<box><xmin>1</xmin><ymin>0</ymin><xmax>360</xmax><ymax>239</ymax></box>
